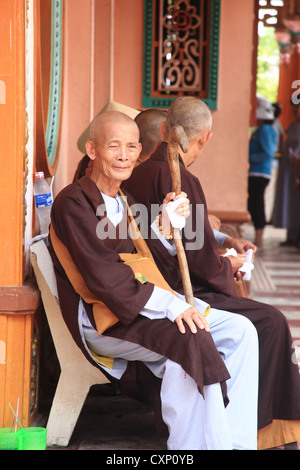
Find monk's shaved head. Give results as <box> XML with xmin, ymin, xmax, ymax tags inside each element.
<box><xmin>134</xmin><ymin>109</ymin><xmax>167</xmax><ymax>163</ymax></box>
<box><xmin>165</xmin><ymin>97</ymin><xmax>212</xmax><ymax>142</ymax></box>
<box><xmin>89</xmin><ymin>111</ymin><xmax>140</xmax><ymax>142</ymax></box>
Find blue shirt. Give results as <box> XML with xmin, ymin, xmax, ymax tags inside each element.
<box><xmin>249</xmin><ymin>124</ymin><xmax>276</xmax><ymax>178</ymax></box>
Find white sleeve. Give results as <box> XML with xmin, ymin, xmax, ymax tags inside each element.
<box><xmin>140</xmin><ymin>286</ymin><xmax>192</xmax><ymax>322</ymax></box>
<box><xmin>213</xmin><ymin>229</ymin><xmax>229</xmax><ymax>248</ymax></box>
<box><xmin>150</xmin><ymin>220</ymin><xmax>177</xmax><ymax>256</ymax></box>
<box><xmin>141</xmin><ymin>286</ymin><xmax>210</xmax><ymax>322</ymax></box>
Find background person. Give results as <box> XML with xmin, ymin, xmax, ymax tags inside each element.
<box><xmin>273</xmin><ymin>102</ymin><xmax>300</xmax><ymax>247</ymax></box>
<box><xmin>248</xmin><ymin>96</ymin><xmax>276</xmax><ymax>250</ymax></box>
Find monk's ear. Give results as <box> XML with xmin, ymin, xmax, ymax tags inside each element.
<box><xmin>198</xmin><ymin>130</ymin><xmax>213</xmax><ymax>149</ymax></box>
<box><xmin>159</xmin><ymin>121</ymin><xmax>167</xmax><ymax>140</ymax></box>
<box><xmin>85</xmin><ymin>140</ymin><xmax>96</xmax><ymax>160</ymax></box>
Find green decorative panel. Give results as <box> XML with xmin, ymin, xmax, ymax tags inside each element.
<box><xmin>45</xmin><ymin>0</ymin><xmax>63</xmax><ymax>167</ymax></box>
<box><xmin>143</xmin><ymin>0</ymin><xmax>221</xmax><ymax>110</ymax></box>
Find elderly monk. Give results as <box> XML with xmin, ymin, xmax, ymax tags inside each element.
<box><xmin>123</xmin><ymin>97</ymin><xmax>300</xmax><ymax>448</ymax></box>
<box><xmin>49</xmin><ymin>110</ymin><xmax>259</xmax><ymax>450</ymax></box>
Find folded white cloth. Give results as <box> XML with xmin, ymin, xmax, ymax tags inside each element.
<box><xmin>165</xmin><ymin>197</ymin><xmax>187</xmax><ymax>230</ymax></box>
<box><xmin>223</xmin><ymin>248</ymin><xmax>254</xmax><ymax>281</ymax></box>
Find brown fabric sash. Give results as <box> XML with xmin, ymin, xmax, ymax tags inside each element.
<box><xmin>50</xmin><ymin>224</ymin><xmax>119</xmax><ymax>335</ymax></box>
<box><xmin>50</xmin><ymin>190</ymin><xmax>177</xmax><ymax>337</ymax></box>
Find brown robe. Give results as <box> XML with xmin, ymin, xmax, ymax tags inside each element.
<box><xmin>48</xmin><ymin>176</ymin><xmax>230</xmax><ymax>411</ymax></box>
<box><xmin>122</xmin><ymin>142</ymin><xmax>300</xmax><ymax>432</ymax></box>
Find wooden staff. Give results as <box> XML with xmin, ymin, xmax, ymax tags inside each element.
<box><xmin>167</xmin><ymin>125</ymin><xmax>195</xmax><ymax>306</ymax></box>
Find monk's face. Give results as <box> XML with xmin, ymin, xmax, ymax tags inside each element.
<box><xmin>89</xmin><ymin>117</ymin><xmax>142</xmax><ymax>188</ymax></box>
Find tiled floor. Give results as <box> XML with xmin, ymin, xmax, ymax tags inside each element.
<box><xmin>35</xmin><ymin>224</ymin><xmax>300</xmax><ymax>450</ymax></box>
<box><xmin>243</xmin><ymin>223</ymin><xmax>300</xmax><ymax>370</ymax></box>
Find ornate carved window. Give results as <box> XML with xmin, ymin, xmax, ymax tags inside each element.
<box><xmin>143</xmin><ymin>0</ymin><xmax>221</xmax><ymax>109</ymax></box>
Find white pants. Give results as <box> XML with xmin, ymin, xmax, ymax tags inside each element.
<box><xmin>82</xmin><ymin>306</ymin><xmax>259</xmax><ymax>450</ymax></box>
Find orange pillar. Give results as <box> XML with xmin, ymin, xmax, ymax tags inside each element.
<box><xmin>277</xmin><ymin>53</ymin><xmax>292</xmax><ymax>131</ymax></box>
<box><xmin>0</xmin><ymin>0</ymin><xmax>39</xmax><ymax>428</ymax></box>
<box><xmin>0</xmin><ymin>0</ymin><xmax>25</xmax><ymax>286</ymax></box>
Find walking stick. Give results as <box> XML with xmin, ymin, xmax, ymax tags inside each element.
<box><xmin>167</xmin><ymin>125</ymin><xmax>195</xmax><ymax>306</ymax></box>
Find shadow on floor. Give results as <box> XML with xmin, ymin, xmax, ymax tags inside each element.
<box><xmin>36</xmin><ymin>384</ymin><xmax>167</xmax><ymax>450</ymax></box>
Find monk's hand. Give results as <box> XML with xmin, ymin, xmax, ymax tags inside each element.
<box><xmin>226</xmin><ymin>253</ymin><xmax>246</xmax><ymax>275</ymax></box>
<box><xmin>234</xmin><ymin>271</ymin><xmax>243</xmax><ymax>282</ymax></box>
<box><xmin>223</xmin><ymin>236</ymin><xmax>257</xmax><ymax>258</ymax></box>
<box><xmin>160</xmin><ymin>192</ymin><xmax>190</xmax><ymax>238</ymax></box>
<box><xmin>163</xmin><ymin>191</ymin><xmax>190</xmax><ymax>218</ymax></box>
<box><xmin>175</xmin><ymin>307</ymin><xmax>210</xmax><ymax>335</ymax></box>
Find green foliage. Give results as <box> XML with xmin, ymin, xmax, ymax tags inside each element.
<box><xmin>257</xmin><ymin>26</ymin><xmax>280</xmax><ymax>103</ymax></box>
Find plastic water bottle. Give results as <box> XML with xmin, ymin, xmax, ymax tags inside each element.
<box><xmin>34</xmin><ymin>172</ymin><xmax>53</xmax><ymax>234</ymax></box>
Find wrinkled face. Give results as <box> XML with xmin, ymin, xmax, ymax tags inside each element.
<box><xmin>88</xmin><ymin>119</ymin><xmax>142</xmax><ymax>186</ymax></box>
